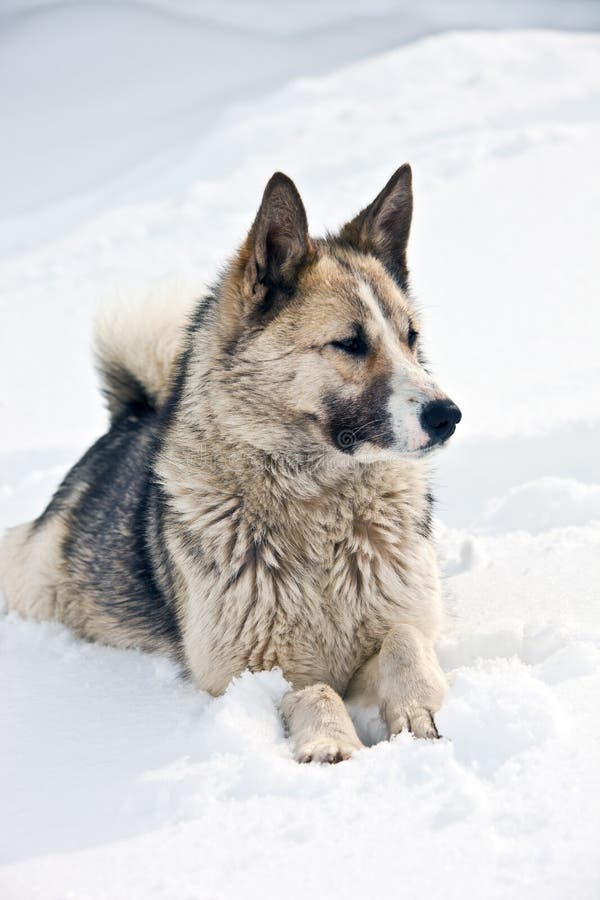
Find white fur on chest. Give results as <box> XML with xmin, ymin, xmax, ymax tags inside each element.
<box><xmin>161</xmin><ymin>453</ymin><xmax>442</xmax><ymax>695</ymax></box>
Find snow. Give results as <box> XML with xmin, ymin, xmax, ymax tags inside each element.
<box><xmin>1</xmin><ymin>3</ymin><xmax>600</xmax><ymax>898</ymax></box>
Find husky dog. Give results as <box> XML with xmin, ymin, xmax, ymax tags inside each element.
<box><xmin>0</xmin><ymin>165</ymin><xmax>461</xmax><ymax>763</ymax></box>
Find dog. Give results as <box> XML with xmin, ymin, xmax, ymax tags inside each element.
<box><xmin>0</xmin><ymin>164</ymin><xmax>461</xmax><ymax>763</ymax></box>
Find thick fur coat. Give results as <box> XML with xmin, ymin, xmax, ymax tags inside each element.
<box><xmin>0</xmin><ymin>166</ymin><xmax>461</xmax><ymax>762</ymax></box>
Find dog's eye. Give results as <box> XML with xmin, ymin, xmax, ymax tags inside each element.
<box><xmin>407</xmin><ymin>325</ymin><xmax>419</xmax><ymax>350</ymax></box>
<box><xmin>330</xmin><ymin>334</ymin><xmax>368</xmax><ymax>357</ymax></box>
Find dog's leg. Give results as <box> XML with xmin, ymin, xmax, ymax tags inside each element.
<box><xmin>346</xmin><ymin>624</ymin><xmax>447</xmax><ymax>739</ymax></box>
<box><xmin>281</xmin><ymin>683</ymin><xmax>363</xmax><ymax>764</ymax></box>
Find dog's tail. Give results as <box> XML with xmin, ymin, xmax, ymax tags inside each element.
<box><xmin>94</xmin><ymin>284</ymin><xmax>197</xmax><ymax>422</ymax></box>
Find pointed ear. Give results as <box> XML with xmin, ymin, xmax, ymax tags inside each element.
<box><xmin>242</xmin><ymin>172</ymin><xmax>313</xmax><ymax>308</ymax></box>
<box><xmin>338</xmin><ymin>163</ymin><xmax>413</xmax><ymax>289</ymax></box>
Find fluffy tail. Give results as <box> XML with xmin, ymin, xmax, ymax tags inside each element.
<box><xmin>94</xmin><ymin>283</ymin><xmax>197</xmax><ymax>421</ymax></box>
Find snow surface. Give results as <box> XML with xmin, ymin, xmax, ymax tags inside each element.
<box><xmin>1</xmin><ymin>3</ymin><xmax>600</xmax><ymax>898</ymax></box>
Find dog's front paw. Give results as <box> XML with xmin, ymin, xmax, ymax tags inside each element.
<box><xmin>295</xmin><ymin>735</ymin><xmax>362</xmax><ymax>764</ymax></box>
<box><xmin>384</xmin><ymin>704</ymin><xmax>441</xmax><ymax>740</ymax></box>
<box><xmin>282</xmin><ymin>683</ymin><xmax>364</xmax><ymax>764</ymax></box>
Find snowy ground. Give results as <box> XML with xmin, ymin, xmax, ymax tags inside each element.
<box><xmin>1</xmin><ymin>3</ymin><xmax>600</xmax><ymax>898</ymax></box>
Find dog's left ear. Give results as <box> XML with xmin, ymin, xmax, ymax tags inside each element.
<box><xmin>242</xmin><ymin>172</ymin><xmax>313</xmax><ymax>308</ymax></box>
<box><xmin>338</xmin><ymin>163</ymin><xmax>413</xmax><ymax>289</ymax></box>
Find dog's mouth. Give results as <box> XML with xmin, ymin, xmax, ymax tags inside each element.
<box><xmin>395</xmin><ymin>443</ymin><xmax>444</xmax><ymax>460</ymax></box>
<box><xmin>395</xmin><ymin>416</ymin><xmax>461</xmax><ymax>458</ymax></box>
<box><xmin>348</xmin><ymin>436</ymin><xmax>454</xmax><ymax>464</ymax></box>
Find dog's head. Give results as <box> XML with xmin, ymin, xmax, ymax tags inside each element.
<box><xmin>211</xmin><ymin>166</ymin><xmax>461</xmax><ymax>460</ymax></box>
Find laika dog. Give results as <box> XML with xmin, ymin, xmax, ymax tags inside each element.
<box><xmin>0</xmin><ymin>165</ymin><xmax>461</xmax><ymax>763</ymax></box>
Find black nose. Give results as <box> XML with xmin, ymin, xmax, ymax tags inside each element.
<box><xmin>420</xmin><ymin>399</ymin><xmax>462</xmax><ymax>446</ymax></box>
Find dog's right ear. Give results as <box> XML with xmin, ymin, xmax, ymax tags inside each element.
<box><xmin>238</xmin><ymin>173</ymin><xmax>313</xmax><ymax>316</ymax></box>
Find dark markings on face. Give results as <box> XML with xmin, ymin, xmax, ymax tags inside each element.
<box><xmin>324</xmin><ymin>374</ymin><xmax>394</xmax><ymax>454</ymax></box>
<box><xmin>323</xmin><ymin>246</ymin><xmax>411</xmax><ymax>351</ymax></box>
